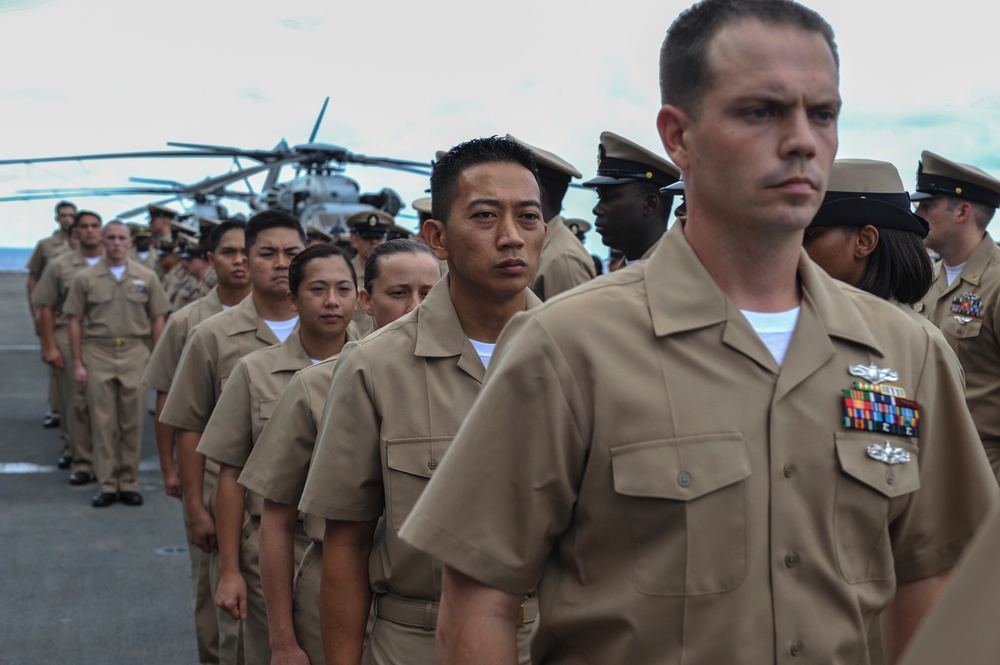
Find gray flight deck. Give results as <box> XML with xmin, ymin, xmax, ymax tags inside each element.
<box><xmin>0</xmin><ymin>272</ymin><xmax>199</xmax><ymax>664</ymax></box>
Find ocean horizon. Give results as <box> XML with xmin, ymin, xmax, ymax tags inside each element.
<box><xmin>0</xmin><ymin>247</ymin><xmax>32</xmax><ymax>273</ymax></box>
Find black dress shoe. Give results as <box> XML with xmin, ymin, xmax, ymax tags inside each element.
<box><xmin>69</xmin><ymin>471</ymin><xmax>94</xmax><ymax>486</ymax></box>
<box><xmin>43</xmin><ymin>414</ymin><xmax>60</xmax><ymax>429</ymax></box>
<box><xmin>57</xmin><ymin>455</ymin><xmax>72</xmax><ymax>469</ymax></box>
<box><xmin>92</xmin><ymin>492</ymin><xmax>117</xmax><ymax>508</ymax></box>
<box><xmin>118</xmin><ymin>491</ymin><xmax>143</xmax><ymax>507</ymax></box>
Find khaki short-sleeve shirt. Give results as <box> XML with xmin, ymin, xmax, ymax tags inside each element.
<box><xmin>140</xmin><ymin>288</ymin><xmax>226</xmax><ymax>393</ymax></box>
<box><xmin>240</xmin><ymin>357</ymin><xmax>339</xmax><ymax>541</ymax></box>
<box><xmin>160</xmin><ymin>295</ymin><xmax>280</xmax><ymax>432</ymax></box>
<box><xmin>897</xmin><ymin>503</ymin><xmax>1000</xmax><ymax>665</ymax></box>
<box><xmin>31</xmin><ymin>250</ymin><xmax>96</xmax><ymax>328</ymax></box>
<box><xmin>26</xmin><ymin>231</ymin><xmax>68</xmax><ymax>276</ymax></box>
<box><xmin>529</xmin><ymin>215</ymin><xmax>596</xmax><ymax>301</ymax></box>
<box><xmin>63</xmin><ymin>259</ymin><xmax>169</xmax><ymax>338</ymax></box>
<box><xmin>197</xmin><ymin>331</ymin><xmax>313</xmax><ymax>517</ymax></box>
<box><xmin>916</xmin><ymin>234</ymin><xmax>1000</xmax><ymax>444</ymax></box>
<box><xmin>299</xmin><ymin>277</ymin><xmax>541</xmax><ymax>600</ymax></box>
<box><xmin>401</xmin><ymin>224</ymin><xmax>997</xmax><ymax>665</ymax></box>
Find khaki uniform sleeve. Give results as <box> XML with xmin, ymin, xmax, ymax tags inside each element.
<box><xmin>147</xmin><ymin>275</ymin><xmax>171</xmax><ymax>318</ymax></box>
<box><xmin>31</xmin><ymin>261</ymin><xmax>61</xmax><ymax>308</ymax></box>
<box><xmin>241</xmin><ymin>370</ymin><xmax>317</xmax><ymax>505</ymax></box>
<box><xmin>299</xmin><ymin>342</ymin><xmax>385</xmax><ymax>521</ymax></box>
<box><xmin>197</xmin><ymin>358</ymin><xmax>255</xmax><ymax>468</ymax></box>
<box><xmin>159</xmin><ymin>326</ymin><xmax>218</xmax><ymax>431</ymax></box>
<box><xmin>889</xmin><ymin>327</ymin><xmax>999</xmax><ymax>582</ymax></box>
<box><xmin>541</xmin><ymin>252</ymin><xmax>595</xmax><ymax>300</ymax></box>
<box><xmin>26</xmin><ymin>240</ymin><xmax>46</xmax><ymax>275</ymax></box>
<box><xmin>400</xmin><ymin>313</ymin><xmax>589</xmax><ymax>593</ymax></box>
<box><xmin>141</xmin><ymin>314</ymin><xmax>185</xmax><ymax>392</ymax></box>
<box><xmin>61</xmin><ymin>272</ymin><xmax>87</xmax><ymax>319</ymax></box>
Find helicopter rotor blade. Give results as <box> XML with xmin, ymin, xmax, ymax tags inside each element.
<box><xmin>0</xmin><ymin>150</ymin><xmax>243</xmax><ymax>167</ymax></box>
<box><xmin>129</xmin><ymin>176</ymin><xmax>186</xmax><ymax>188</ymax></box>
<box><xmin>166</xmin><ymin>141</ymin><xmax>290</xmax><ymax>164</ymax></box>
<box><xmin>344</xmin><ymin>152</ymin><xmax>433</xmax><ymax>173</ymax></box>
<box><xmin>308</xmin><ymin>97</ymin><xmax>330</xmax><ymax>144</ymax></box>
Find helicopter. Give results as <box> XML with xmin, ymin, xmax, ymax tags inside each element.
<box><xmin>0</xmin><ymin>98</ymin><xmax>433</xmax><ymax>231</ymax></box>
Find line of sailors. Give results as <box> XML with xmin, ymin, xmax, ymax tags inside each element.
<box><xmin>25</xmin><ymin>130</ymin><xmax>1000</xmax><ymax>664</ymax></box>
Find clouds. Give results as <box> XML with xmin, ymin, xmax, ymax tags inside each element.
<box><xmin>0</xmin><ymin>0</ymin><xmax>997</xmax><ymax>250</ymax></box>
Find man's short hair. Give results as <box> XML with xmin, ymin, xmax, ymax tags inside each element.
<box><xmin>659</xmin><ymin>0</ymin><xmax>838</xmax><ymax>117</ymax></box>
<box><xmin>208</xmin><ymin>219</ymin><xmax>248</xmax><ymax>254</ymax></box>
<box><xmin>73</xmin><ymin>210</ymin><xmax>102</xmax><ymax>227</ymax></box>
<box><xmin>244</xmin><ymin>210</ymin><xmax>306</xmax><ymax>252</ymax></box>
<box><xmin>288</xmin><ymin>243</ymin><xmax>356</xmax><ymax>296</ymax></box>
<box><xmin>430</xmin><ymin>136</ymin><xmax>539</xmax><ymax>223</ymax></box>
<box><xmin>103</xmin><ymin>219</ymin><xmax>127</xmax><ymax>235</ymax></box>
<box><xmin>363</xmin><ymin>238</ymin><xmax>435</xmax><ymax>294</ymax></box>
<box><xmin>55</xmin><ymin>200</ymin><xmax>77</xmax><ymax>215</ymax></box>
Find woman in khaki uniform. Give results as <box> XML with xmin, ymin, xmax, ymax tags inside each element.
<box><xmin>299</xmin><ymin>138</ymin><xmax>545</xmax><ymax>665</ymax></box>
<box><xmin>64</xmin><ymin>220</ymin><xmax>170</xmax><ymax>507</ymax></box>
<box><xmin>198</xmin><ymin>244</ymin><xmax>358</xmax><ymax>665</ymax></box>
<box><xmin>239</xmin><ymin>239</ymin><xmax>442</xmax><ymax>664</ymax></box>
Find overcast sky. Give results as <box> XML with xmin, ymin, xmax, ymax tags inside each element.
<box><xmin>1</xmin><ymin>0</ymin><xmax>997</xmax><ymax>253</ymax></box>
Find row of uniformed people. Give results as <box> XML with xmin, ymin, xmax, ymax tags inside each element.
<box><xmin>156</xmin><ymin>132</ymin><xmax>729</xmax><ymax>664</ymax></box>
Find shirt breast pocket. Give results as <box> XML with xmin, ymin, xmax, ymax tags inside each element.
<box><xmin>940</xmin><ymin>315</ymin><xmax>983</xmax><ymax>340</ymax></box>
<box><xmin>610</xmin><ymin>433</ymin><xmax>751</xmax><ymax>596</ymax></box>
<box><xmin>255</xmin><ymin>398</ymin><xmax>278</xmax><ymax>438</ymax></box>
<box><xmin>834</xmin><ymin>433</ymin><xmax>920</xmax><ymax>583</ymax></box>
<box><xmin>385</xmin><ymin>436</ymin><xmax>452</xmax><ymax>533</ymax></box>
<box><xmin>86</xmin><ymin>286</ymin><xmax>113</xmax><ymax>308</ymax></box>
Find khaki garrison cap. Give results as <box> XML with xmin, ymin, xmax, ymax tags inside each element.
<box><xmin>811</xmin><ymin>159</ymin><xmax>928</xmax><ymax>237</ymax></box>
<box><xmin>412</xmin><ymin>197</ymin><xmax>432</xmax><ymax>215</ymax></box>
<box><xmin>565</xmin><ymin>218</ymin><xmax>591</xmax><ymax>239</ymax></box>
<box><xmin>305</xmin><ymin>224</ymin><xmax>335</xmax><ymax>243</ymax></box>
<box><xmin>584</xmin><ymin>131</ymin><xmax>681</xmax><ymax>189</ymax></box>
<box><xmin>126</xmin><ymin>222</ymin><xmax>152</xmax><ymax>239</ymax></box>
<box><xmin>911</xmin><ymin>150</ymin><xmax>1000</xmax><ymax>208</ymax></box>
<box><xmin>505</xmin><ymin>134</ymin><xmax>582</xmax><ymax>182</ymax></box>
<box><xmin>148</xmin><ymin>204</ymin><xmax>178</xmax><ymax>220</ymax></box>
<box><xmin>387</xmin><ymin>221</ymin><xmax>413</xmax><ymax>241</ymax></box>
<box><xmin>170</xmin><ymin>219</ymin><xmax>199</xmax><ymax>239</ymax></box>
<box><xmin>197</xmin><ymin>216</ymin><xmax>222</xmax><ymax>238</ymax></box>
<box><xmin>347</xmin><ymin>209</ymin><xmax>393</xmax><ymax>238</ymax></box>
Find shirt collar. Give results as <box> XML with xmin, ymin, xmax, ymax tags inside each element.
<box><xmin>644</xmin><ymin>224</ymin><xmax>884</xmax><ymax>357</ymax></box>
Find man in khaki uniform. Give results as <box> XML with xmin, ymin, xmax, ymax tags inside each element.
<box><xmin>127</xmin><ymin>223</ymin><xmax>159</xmax><ymax>273</ymax></box>
<box><xmin>27</xmin><ymin>200</ymin><xmax>76</xmax><ymax>321</ymax></box>
<box><xmin>240</xmin><ymin>239</ymin><xmax>442</xmax><ymax>665</ymax></box>
<box><xmin>198</xmin><ymin>245</ymin><xmax>358</xmax><ymax>665</ymax></box>
<box><xmin>141</xmin><ymin>219</ymin><xmax>249</xmax><ymax>665</ymax></box>
<box><xmin>507</xmin><ymin>134</ymin><xmax>595</xmax><ymax>300</ymax></box>
<box><xmin>148</xmin><ymin>204</ymin><xmax>178</xmax><ymax>253</ymax></box>
<box><xmin>299</xmin><ymin>138</ymin><xmax>544</xmax><ymax>665</ymax></box>
<box><xmin>171</xmin><ymin>242</ymin><xmax>214</xmax><ymax>311</ymax></box>
<box><xmin>160</xmin><ymin>210</ymin><xmax>304</xmax><ymax>665</ymax></box>
<box><xmin>27</xmin><ymin>200</ymin><xmax>76</xmax><ymax>437</ymax></box>
<box><xmin>346</xmin><ymin>209</ymin><xmax>393</xmax><ymax>335</ymax></box>
<box><xmin>64</xmin><ymin>220</ymin><xmax>169</xmax><ymax>507</ymax></box>
<box><xmin>398</xmin><ymin>3</ymin><xmax>998</xmax><ymax>664</ymax></box>
<box><xmin>33</xmin><ymin>211</ymin><xmax>103</xmax><ymax>485</ymax></box>
<box><xmin>583</xmin><ymin>131</ymin><xmax>681</xmax><ymax>263</ymax></box>
<box><xmin>911</xmin><ymin>151</ymin><xmax>1000</xmax><ymax>481</ymax></box>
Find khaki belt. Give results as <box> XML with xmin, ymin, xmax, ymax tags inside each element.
<box><xmin>374</xmin><ymin>593</ymin><xmax>537</xmax><ymax>631</ymax></box>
